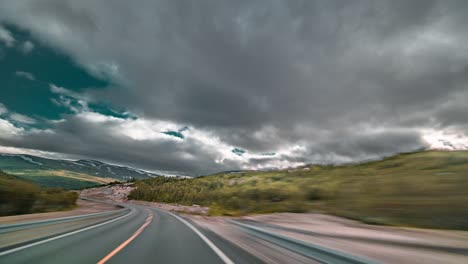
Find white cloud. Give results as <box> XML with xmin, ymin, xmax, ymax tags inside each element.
<box><xmin>0</xmin><ymin>118</ymin><xmax>23</xmax><ymax>138</ymax></box>
<box><xmin>15</xmin><ymin>71</ymin><xmax>35</xmax><ymax>81</ymax></box>
<box><xmin>423</xmin><ymin>129</ymin><xmax>468</xmax><ymax>150</ymax></box>
<box><xmin>77</xmin><ymin>111</ymin><xmax>121</xmax><ymax>123</ymax></box>
<box><xmin>50</xmin><ymin>84</ymin><xmax>89</xmax><ymax>102</ymax></box>
<box><xmin>9</xmin><ymin>113</ymin><xmax>37</xmax><ymax>124</ymax></box>
<box><xmin>75</xmin><ymin>110</ymin><xmax>304</xmax><ymax>170</ymax></box>
<box><xmin>0</xmin><ymin>103</ymin><xmax>7</xmax><ymax>115</ymax></box>
<box><xmin>50</xmin><ymin>84</ymin><xmax>91</xmax><ymax>113</ymax></box>
<box><xmin>0</xmin><ymin>25</ymin><xmax>14</xmax><ymax>47</ymax></box>
<box><xmin>77</xmin><ymin>111</ymin><xmax>184</xmax><ymax>141</ymax></box>
<box><xmin>0</xmin><ymin>145</ymin><xmax>69</xmax><ymax>159</ymax></box>
<box><xmin>50</xmin><ymin>84</ymin><xmax>76</xmax><ymax>96</ymax></box>
<box><xmin>87</xmin><ymin>61</ymin><xmax>123</xmax><ymax>82</ymax></box>
<box><xmin>119</xmin><ymin>118</ymin><xmax>178</xmax><ymax>141</ymax></box>
<box><xmin>21</xmin><ymin>40</ymin><xmax>34</xmax><ymax>54</ymax></box>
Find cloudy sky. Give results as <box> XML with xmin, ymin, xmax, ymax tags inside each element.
<box><xmin>0</xmin><ymin>0</ymin><xmax>468</xmax><ymax>175</ymax></box>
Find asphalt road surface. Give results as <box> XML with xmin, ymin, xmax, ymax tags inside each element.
<box><xmin>0</xmin><ymin>204</ymin><xmax>262</xmax><ymax>264</ymax></box>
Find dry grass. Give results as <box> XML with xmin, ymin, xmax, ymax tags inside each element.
<box><xmin>130</xmin><ymin>151</ymin><xmax>468</xmax><ymax>230</ymax></box>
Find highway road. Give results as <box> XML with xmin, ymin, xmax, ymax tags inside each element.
<box><xmin>0</xmin><ymin>204</ymin><xmax>262</xmax><ymax>264</ymax></box>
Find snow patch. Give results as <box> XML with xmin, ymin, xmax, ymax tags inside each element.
<box><xmin>19</xmin><ymin>155</ymin><xmax>43</xmax><ymax>166</ymax></box>
<box><xmin>106</xmin><ymin>167</ymin><xmax>116</xmax><ymax>175</ymax></box>
<box><xmin>71</xmin><ymin>161</ymin><xmax>86</xmax><ymax>167</ymax></box>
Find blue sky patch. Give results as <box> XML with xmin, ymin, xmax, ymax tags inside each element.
<box><xmin>0</xmin><ymin>24</ymin><xmax>108</xmax><ymax>124</ymax></box>
<box><xmin>232</xmin><ymin>148</ymin><xmax>246</xmax><ymax>156</ymax></box>
<box><xmin>162</xmin><ymin>131</ymin><xmax>184</xmax><ymax>139</ymax></box>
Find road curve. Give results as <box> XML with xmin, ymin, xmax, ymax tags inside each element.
<box><xmin>0</xmin><ymin>204</ymin><xmax>245</xmax><ymax>264</ymax></box>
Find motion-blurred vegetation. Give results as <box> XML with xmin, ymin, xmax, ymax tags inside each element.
<box><xmin>16</xmin><ymin>175</ymin><xmax>99</xmax><ymax>190</ymax></box>
<box><xmin>0</xmin><ymin>170</ymin><xmax>78</xmax><ymax>216</ymax></box>
<box><xmin>129</xmin><ymin>151</ymin><xmax>468</xmax><ymax>230</ymax></box>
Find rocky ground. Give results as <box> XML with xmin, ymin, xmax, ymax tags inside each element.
<box><xmin>127</xmin><ymin>200</ymin><xmax>209</xmax><ymax>215</ymax></box>
<box><xmin>80</xmin><ymin>184</ymin><xmax>210</xmax><ymax>215</ymax></box>
<box><xmin>80</xmin><ymin>184</ymin><xmax>136</xmax><ymax>202</ymax></box>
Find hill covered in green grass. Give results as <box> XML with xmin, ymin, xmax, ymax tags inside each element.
<box><xmin>129</xmin><ymin>151</ymin><xmax>468</xmax><ymax>230</ymax></box>
<box><xmin>0</xmin><ymin>170</ymin><xmax>78</xmax><ymax>216</ymax></box>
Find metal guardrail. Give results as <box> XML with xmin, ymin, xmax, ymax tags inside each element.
<box><xmin>0</xmin><ymin>199</ymin><xmax>130</xmax><ymax>234</ymax></box>
<box><xmin>230</xmin><ymin>220</ymin><xmax>381</xmax><ymax>264</ymax></box>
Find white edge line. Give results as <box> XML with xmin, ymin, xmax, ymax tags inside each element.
<box><xmin>0</xmin><ymin>208</ymin><xmax>127</xmax><ymax>230</ymax></box>
<box><xmin>164</xmin><ymin>211</ymin><xmax>235</xmax><ymax>264</ymax></box>
<box><xmin>0</xmin><ymin>208</ymin><xmax>135</xmax><ymax>257</ymax></box>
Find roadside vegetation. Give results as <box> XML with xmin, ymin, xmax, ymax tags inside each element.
<box><xmin>0</xmin><ymin>170</ymin><xmax>78</xmax><ymax>216</ymax></box>
<box><xmin>129</xmin><ymin>151</ymin><xmax>468</xmax><ymax>230</ymax></box>
<box><xmin>15</xmin><ymin>175</ymin><xmax>99</xmax><ymax>190</ymax></box>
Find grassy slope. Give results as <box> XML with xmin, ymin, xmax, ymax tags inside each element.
<box><xmin>15</xmin><ymin>175</ymin><xmax>98</xmax><ymax>190</ymax></box>
<box><xmin>0</xmin><ymin>170</ymin><xmax>78</xmax><ymax>216</ymax></box>
<box><xmin>129</xmin><ymin>151</ymin><xmax>468</xmax><ymax>230</ymax></box>
<box><xmin>4</xmin><ymin>169</ymin><xmax>116</xmax><ymax>189</ymax></box>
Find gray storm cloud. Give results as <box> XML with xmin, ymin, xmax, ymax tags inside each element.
<box><xmin>0</xmin><ymin>0</ymin><xmax>468</xmax><ymax>174</ymax></box>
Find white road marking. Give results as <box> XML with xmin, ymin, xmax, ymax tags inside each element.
<box><xmin>164</xmin><ymin>210</ymin><xmax>235</xmax><ymax>264</ymax></box>
<box><xmin>0</xmin><ymin>208</ymin><xmax>134</xmax><ymax>257</ymax></box>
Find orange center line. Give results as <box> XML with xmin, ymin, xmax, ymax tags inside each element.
<box><xmin>97</xmin><ymin>209</ymin><xmax>154</xmax><ymax>264</ymax></box>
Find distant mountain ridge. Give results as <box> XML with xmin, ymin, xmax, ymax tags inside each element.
<box><xmin>0</xmin><ymin>153</ymin><xmax>160</xmax><ymax>180</ymax></box>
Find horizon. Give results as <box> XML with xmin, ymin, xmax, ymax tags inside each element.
<box><xmin>1</xmin><ymin>148</ymin><xmax>466</xmax><ymax>178</ymax></box>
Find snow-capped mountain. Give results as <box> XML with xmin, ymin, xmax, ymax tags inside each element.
<box><xmin>0</xmin><ymin>154</ymin><xmax>160</xmax><ymax>180</ymax></box>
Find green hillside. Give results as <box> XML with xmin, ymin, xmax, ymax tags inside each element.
<box><xmin>129</xmin><ymin>151</ymin><xmax>468</xmax><ymax>230</ymax></box>
<box><xmin>0</xmin><ymin>170</ymin><xmax>78</xmax><ymax>216</ymax></box>
<box><xmin>17</xmin><ymin>175</ymin><xmax>99</xmax><ymax>190</ymax></box>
